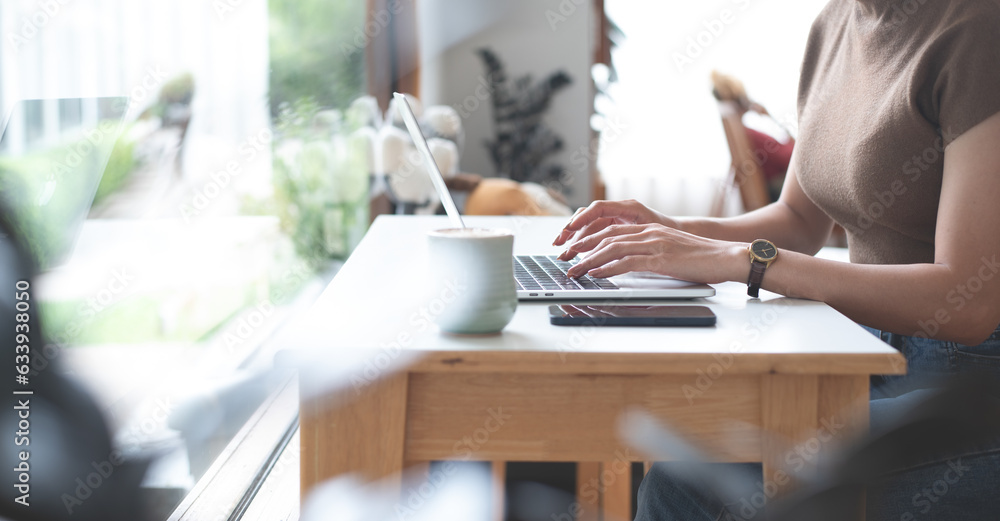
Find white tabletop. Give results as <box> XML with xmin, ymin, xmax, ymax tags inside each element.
<box><xmin>282</xmin><ymin>216</ymin><xmax>904</xmax><ymax>381</ymax></box>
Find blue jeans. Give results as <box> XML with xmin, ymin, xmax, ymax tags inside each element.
<box><xmin>635</xmin><ymin>324</ymin><xmax>1000</xmax><ymax>521</ymax></box>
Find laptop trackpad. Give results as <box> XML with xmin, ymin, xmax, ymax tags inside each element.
<box><xmin>610</xmin><ymin>271</ymin><xmax>707</xmax><ymax>289</ymax></box>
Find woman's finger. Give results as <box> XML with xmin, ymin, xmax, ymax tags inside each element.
<box><xmin>558</xmin><ymin>218</ymin><xmax>619</xmax><ymax>260</ymax></box>
<box><xmin>586</xmin><ymin>256</ymin><xmax>651</xmax><ymax>279</ymax></box>
<box><xmin>552</xmin><ymin>200</ymin><xmax>646</xmax><ymax>246</ymax></box>
<box><xmin>566</xmin><ymin>239</ymin><xmax>650</xmax><ymax>278</ymax></box>
<box><xmin>560</xmin><ymin>224</ymin><xmax>650</xmax><ymax>261</ymax></box>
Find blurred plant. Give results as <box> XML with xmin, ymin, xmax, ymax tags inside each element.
<box><xmin>268</xmin><ymin>0</ymin><xmax>366</xmax><ymax>118</ymax></box>
<box><xmin>93</xmin><ymin>130</ymin><xmax>138</xmax><ymax>205</ymax></box>
<box><xmin>271</xmin><ymin>98</ymin><xmax>369</xmax><ymax>268</ymax></box>
<box><xmin>139</xmin><ymin>72</ymin><xmax>195</xmax><ymax>121</ymax></box>
<box><xmin>0</xmin><ymin>125</ymin><xmax>137</xmax><ymax>269</ymax></box>
<box><xmin>479</xmin><ymin>48</ymin><xmax>572</xmax><ymax>188</ymax></box>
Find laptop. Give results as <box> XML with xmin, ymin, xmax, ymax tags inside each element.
<box><xmin>0</xmin><ymin>97</ymin><xmax>128</xmax><ymax>270</ymax></box>
<box><xmin>392</xmin><ymin>92</ymin><xmax>715</xmax><ymax>301</ymax></box>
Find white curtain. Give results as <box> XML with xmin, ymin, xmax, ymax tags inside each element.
<box><xmin>600</xmin><ymin>0</ymin><xmax>829</xmax><ymax>217</ymax></box>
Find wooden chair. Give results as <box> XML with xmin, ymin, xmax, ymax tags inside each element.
<box><xmin>711</xmin><ymin>100</ymin><xmax>772</xmax><ymax>217</ymax></box>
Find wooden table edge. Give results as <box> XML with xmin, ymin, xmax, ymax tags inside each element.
<box><xmin>402</xmin><ymin>350</ymin><xmax>907</xmax><ymax>375</ymax></box>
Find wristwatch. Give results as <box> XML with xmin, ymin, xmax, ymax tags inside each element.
<box><xmin>747</xmin><ymin>239</ymin><xmax>777</xmax><ymax>298</ymax></box>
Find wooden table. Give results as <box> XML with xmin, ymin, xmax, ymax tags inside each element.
<box><xmin>286</xmin><ymin>215</ymin><xmax>906</xmax><ymax>520</ymax></box>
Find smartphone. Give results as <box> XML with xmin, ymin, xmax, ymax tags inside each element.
<box><xmin>548</xmin><ymin>305</ymin><xmax>717</xmax><ymax>327</ymax></box>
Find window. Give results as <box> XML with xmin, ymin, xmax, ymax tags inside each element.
<box><xmin>0</xmin><ymin>1</ymin><xmax>369</xmax><ymax>518</ymax></box>
<box><xmin>599</xmin><ymin>0</ymin><xmax>830</xmax><ymax>215</ymax></box>
<box><xmin>58</xmin><ymin>97</ymin><xmax>82</xmax><ymax>131</ymax></box>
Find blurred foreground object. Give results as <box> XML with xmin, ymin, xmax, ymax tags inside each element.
<box><xmin>709</xmin><ymin>70</ymin><xmax>794</xmax><ymax>213</ymax></box>
<box><xmin>0</xmin><ymin>204</ymin><xmax>151</xmax><ymax>521</ymax></box>
<box><xmin>621</xmin><ymin>375</ymin><xmax>1000</xmax><ymax>521</ymax></box>
<box><xmin>300</xmin><ymin>463</ymin><xmax>493</xmax><ymax>521</ymax></box>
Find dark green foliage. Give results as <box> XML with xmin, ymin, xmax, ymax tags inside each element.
<box><xmin>478</xmin><ymin>48</ymin><xmax>572</xmax><ymax>187</ymax></box>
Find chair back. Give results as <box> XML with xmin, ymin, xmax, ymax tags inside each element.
<box><xmin>711</xmin><ymin>101</ymin><xmax>771</xmax><ymax>217</ymax></box>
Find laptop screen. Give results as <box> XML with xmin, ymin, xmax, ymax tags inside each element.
<box><xmin>392</xmin><ymin>92</ymin><xmax>466</xmax><ymax>229</ymax></box>
<box><xmin>0</xmin><ymin>97</ymin><xmax>128</xmax><ymax>270</ymax></box>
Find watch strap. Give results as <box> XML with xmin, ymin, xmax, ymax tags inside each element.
<box><xmin>747</xmin><ymin>260</ymin><xmax>767</xmax><ymax>298</ymax></box>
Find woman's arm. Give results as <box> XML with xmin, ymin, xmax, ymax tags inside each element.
<box><xmin>675</xmin><ymin>159</ymin><xmax>834</xmax><ymax>255</ymax></box>
<box><xmin>564</xmin><ymin>112</ymin><xmax>1000</xmax><ymax>345</ymax></box>
<box><xmin>553</xmin><ymin>150</ymin><xmax>835</xmax><ymax>256</ymax></box>
<box><xmin>772</xmin><ymin>110</ymin><xmax>1000</xmax><ymax>345</ymax></box>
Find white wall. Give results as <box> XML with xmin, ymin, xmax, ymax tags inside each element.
<box><xmin>419</xmin><ymin>0</ymin><xmax>594</xmax><ymax>207</ymax></box>
<box><xmin>0</xmin><ymin>0</ymin><xmax>270</xmax><ymax>172</ymax></box>
<box><xmin>600</xmin><ymin>0</ymin><xmax>830</xmax><ymax>216</ymax></box>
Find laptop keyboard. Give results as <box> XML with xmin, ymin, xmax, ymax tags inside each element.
<box><xmin>514</xmin><ymin>255</ymin><xmax>620</xmax><ymax>291</ymax></box>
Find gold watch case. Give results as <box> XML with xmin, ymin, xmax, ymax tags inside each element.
<box><xmin>749</xmin><ymin>239</ymin><xmax>778</xmax><ymax>265</ymax></box>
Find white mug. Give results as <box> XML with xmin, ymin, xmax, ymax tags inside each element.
<box><xmin>426</xmin><ymin>228</ymin><xmax>517</xmax><ymax>334</ymax></box>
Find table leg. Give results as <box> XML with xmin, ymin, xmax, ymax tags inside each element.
<box><xmin>299</xmin><ymin>371</ymin><xmax>409</xmax><ymax>499</ymax></box>
<box><xmin>576</xmin><ymin>462</ymin><xmax>600</xmax><ymax>521</ymax></box>
<box><xmin>760</xmin><ymin>374</ymin><xmax>818</xmax><ymax>497</ymax></box>
<box><xmin>818</xmin><ymin>375</ymin><xmax>869</xmax><ymax>520</ymax></box>
<box><xmin>817</xmin><ymin>375</ymin><xmax>869</xmax><ymax>443</ymax></box>
<box><xmin>491</xmin><ymin>461</ymin><xmax>506</xmax><ymax>521</ymax></box>
<box><xmin>760</xmin><ymin>374</ymin><xmax>870</xmax><ymax>517</ymax></box>
<box><xmin>602</xmin><ymin>460</ymin><xmax>633</xmax><ymax>521</ymax></box>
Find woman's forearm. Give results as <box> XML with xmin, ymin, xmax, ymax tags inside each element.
<box><xmin>675</xmin><ymin>201</ymin><xmax>832</xmax><ymax>255</ymax></box>
<box><xmin>751</xmin><ymin>249</ymin><xmax>998</xmax><ymax>346</ymax></box>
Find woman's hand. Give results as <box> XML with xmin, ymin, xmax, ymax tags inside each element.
<box><xmin>552</xmin><ymin>200</ymin><xmax>678</xmax><ymax>249</ymax></box>
<box><xmin>561</xmin><ymin>222</ymin><xmax>750</xmax><ymax>285</ymax></box>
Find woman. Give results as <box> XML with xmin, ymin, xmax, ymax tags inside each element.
<box><xmin>553</xmin><ymin>0</ymin><xmax>1000</xmax><ymax>518</ymax></box>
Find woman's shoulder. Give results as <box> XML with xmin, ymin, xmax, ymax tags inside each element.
<box><xmin>920</xmin><ymin>0</ymin><xmax>1000</xmax><ymax>143</ymax></box>
<box><xmin>807</xmin><ymin>0</ymin><xmax>1000</xmax><ymax>39</ymax></box>
<box><xmin>906</xmin><ymin>0</ymin><xmax>1000</xmax><ymax>75</ymax></box>
<box><xmin>922</xmin><ymin>0</ymin><xmax>1000</xmax><ymax>33</ymax></box>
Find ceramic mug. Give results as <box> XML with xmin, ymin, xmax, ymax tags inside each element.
<box><xmin>426</xmin><ymin>228</ymin><xmax>517</xmax><ymax>334</ymax></box>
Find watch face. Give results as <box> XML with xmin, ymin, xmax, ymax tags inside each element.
<box><xmin>751</xmin><ymin>239</ymin><xmax>777</xmax><ymax>261</ymax></box>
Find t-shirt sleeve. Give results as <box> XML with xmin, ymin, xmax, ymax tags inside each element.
<box><xmin>930</xmin><ymin>3</ymin><xmax>1000</xmax><ymax>147</ymax></box>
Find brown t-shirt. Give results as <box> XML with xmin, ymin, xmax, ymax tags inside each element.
<box><xmin>795</xmin><ymin>0</ymin><xmax>1000</xmax><ymax>265</ymax></box>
